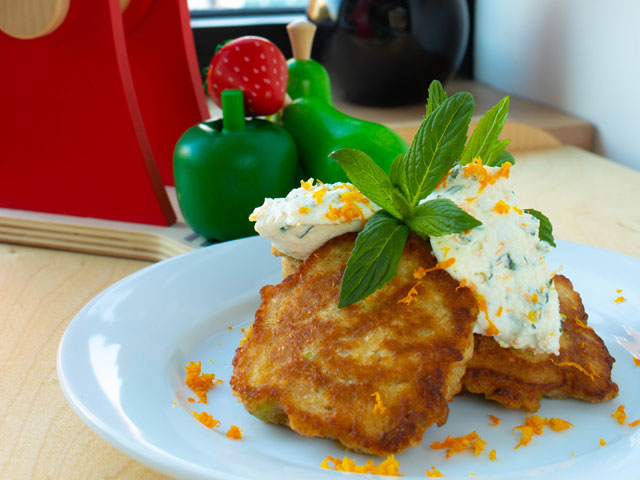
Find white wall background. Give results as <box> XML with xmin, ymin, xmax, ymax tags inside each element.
<box><xmin>473</xmin><ymin>0</ymin><xmax>640</xmax><ymax>171</ymax></box>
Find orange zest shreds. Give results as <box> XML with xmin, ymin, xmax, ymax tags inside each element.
<box><xmin>226</xmin><ymin>425</ymin><xmax>243</xmax><ymax>439</ymax></box>
<box><xmin>227</xmin><ymin>326</ymin><xmax>232</xmax><ymax>330</ymax></box>
<box><xmin>325</xmin><ymin>190</ymin><xmax>367</xmax><ymax>223</ymax></box>
<box><xmin>531</xmin><ymin>293</ymin><xmax>539</xmax><ymax>303</ymax></box>
<box><xmin>489</xmin><ymin>449</ymin><xmax>497</xmax><ymax>461</ymax></box>
<box><xmin>415</xmin><ymin>258</ymin><xmax>457</xmax><ymax>281</ymax></box>
<box><xmin>240</xmin><ymin>328</ymin><xmax>245</xmax><ymax>333</ymax></box>
<box><xmin>575</xmin><ymin>318</ymin><xmax>593</xmax><ymax>331</ymax></box>
<box><xmin>426</xmin><ymin>465</ymin><xmax>443</xmax><ymax>477</ymax></box>
<box><xmin>463</xmin><ymin>157</ymin><xmax>511</xmax><ymax>193</ymax></box>
<box><xmin>298</xmin><ymin>206</ymin><xmax>310</xmax><ymax>214</ymax></box>
<box><xmin>628</xmin><ymin>419</ymin><xmax>640</xmax><ymax>427</ymax></box>
<box><xmin>414</xmin><ymin>267</ymin><xmax>427</xmax><ymax>279</ymax></box>
<box><xmin>398</xmin><ymin>282</ymin><xmax>421</xmax><ymax>306</ymax></box>
<box><xmin>612</xmin><ymin>405</ymin><xmax>627</xmax><ymax>425</ymax></box>
<box><xmin>614</xmin><ymin>296</ymin><xmax>626</xmax><ymax>303</ymax></box>
<box><xmin>465</xmin><ymin>196</ymin><xmax>478</xmax><ymax>203</ymax></box>
<box><xmin>512</xmin><ymin>205</ymin><xmax>523</xmax><ymax>214</ymax></box>
<box><xmin>456</xmin><ymin>278</ymin><xmax>469</xmax><ymax>292</ymax></box>
<box><xmin>600</xmin><ymin>438</ymin><xmax>606</xmax><ymax>446</ymax></box>
<box><xmin>436</xmin><ymin>169</ymin><xmax>452</xmax><ymax>190</ymax></box>
<box><xmin>476</xmin><ymin>293</ymin><xmax>499</xmax><ymax>336</ymax></box>
<box><xmin>495</xmin><ymin>306</ymin><xmax>503</xmax><ymax>317</ymax></box>
<box><xmin>173</xmin><ymin>400</ymin><xmax>177</xmax><ymax>405</ymax></box>
<box><xmin>300</xmin><ymin>178</ymin><xmax>314</xmax><ymax>190</ymax></box>
<box><xmin>184</xmin><ymin>361</ymin><xmax>223</xmax><ymax>404</ymax></box>
<box><xmin>551</xmin><ymin>360</ymin><xmax>597</xmax><ymax>381</ymax></box>
<box><xmin>320</xmin><ymin>455</ymin><xmax>401</xmax><ymax>476</ymax></box>
<box><xmin>513</xmin><ymin>415</ymin><xmax>573</xmax><ymax>449</ymax></box>
<box><xmin>547</xmin><ymin>417</ymin><xmax>573</xmax><ymax>432</ymax></box>
<box><xmin>188</xmin><ymin>398</ymin><xmax>196</xmax><ymax>403</ymax></box>
<box><xmin>527</xmin><ymin>311</ymin><xmax>538</xmax><ymax>322</ymax></box>
<box><xmin>616</xmin><ymin>288</ymin><xmax>623</xmax><ymax>293</ymax></box>
<box><xmin>371</xmin><ymin>392</ymin><xmax>387</xmax><ymax>414</ymax></box>
<box><xmin>633</xmin><ymin>356</ymin><xmax>640</xmax><ymax>366</ymax></box>
<box><xmin>192</xmin><ymin>411</ymin><xmax>220</xmax><ymax>429</ymax></box>
<box><xmin>492</xmin><ymin>200</ymin><xmax>511</xmax><ymax>214</ymax></box>
<box><xmin>440</xmin><ymin>246</ymin><xmax>451</xmax><ymax>258</ymax></box>
<box><xmin>488</xmin><ymin>414</ymin><xmax>500</xmax><ymax>426</ymax></box>
<box><xmin>312</xmin><ymin>180</ymin><xmax>327</xmax><ymax>203</ymax></box>
<box><xmin>430</xmin><ymin>431</ymin><xmax>487</xmax><ymax>458</ymax></box>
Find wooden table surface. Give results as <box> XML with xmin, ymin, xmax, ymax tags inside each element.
<box><xmin>1</xmin><ymin>145</ymin><xmax>639</xmax><ymax>479</ymax></box>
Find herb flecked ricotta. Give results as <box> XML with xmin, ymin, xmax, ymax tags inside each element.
<box><xmin>250</xmin><ymin>179</ymin><xmax>379</xmax><ymax>260</ymax></box>
<box><xmin>425</xmin><ymin>161</ymin><xmax>561</xmax><ymax>354</ymax></box>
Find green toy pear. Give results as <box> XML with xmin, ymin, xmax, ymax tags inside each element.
<box><xmin>283</xmin><ymin>20</ymin><xmax>408</xmax><ymax>184</ymax></box>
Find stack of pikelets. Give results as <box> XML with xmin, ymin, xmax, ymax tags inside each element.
<box><xmin>230</xmin><ymin>233</ymin><xmax>618</xmax><ymax>456</ymax></box>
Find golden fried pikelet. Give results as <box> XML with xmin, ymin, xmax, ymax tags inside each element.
<box><xmin>461</xmin><ymin>274</ymin><xmax>618</xmax><ymax>412</ymax></box>
<box><xmin>231</xmin><ymin>233</ymin><xmax>478</xmax><ymax>456</ymax></box>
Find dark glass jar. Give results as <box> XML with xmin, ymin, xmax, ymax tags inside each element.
<box><xmin>308</xmin><ymin>0</ymin><xmax>469</xmax><ymax>106</ymax></box>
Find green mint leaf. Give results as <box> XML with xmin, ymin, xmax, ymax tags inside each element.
<box><xmin>492</xmin><ymin>150</ymin><xmax>515</xmax><ymax>167</ymax></box>
<box><xmin>338</xmin><ymin>211</ymin><xmax>409</xmax><ymax>308</ymax></box>
<box><xmin>524</xmin><ymin>208</ymin><xmax>556</xmax><ymax>247</ymax></box>
<box><xmin>407</xmin><ymin>199</ymin><xmax>482</xmax><ymax>237</ymax></box>
<box><xmin>461</xmin><ymin>96</ymin><xmax>510</xmax><ymax>165</ymax></box>
<box><xmin>389</xmin><ymin>153</ymin><xmax>405</xmax><ymax>190</ymax></box>
<box><xmin>402</xmin><ymin>92</ymin><xmax>475</xmax><ymax>207</ymax></box>
<box><xmin>426</xmin><ymin>80</ymin><xmax>448</xmax><ymax>117</ymax></box>
<box><xmin>483</xmin><ymin>138</ymin><xmax>511</xmax><ymax>166</ymax></box>
<box><xmin>330</xmin><ymin>148</ymin><xmax>408</xmax><ymax>220</ymax></box>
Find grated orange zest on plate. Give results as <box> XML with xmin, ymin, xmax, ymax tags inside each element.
<box><xmin>426</xmin><ymin>465</ymin><xmax>444</xmax><ymax>477</ymax></box>
<box><xmin>226</xmin><ymin>425</ymin><xmax>243</xmax><ymax>439</ymax></box>
<box><xmin>612</xmin><ymin>405</ymin><xmax>627</xmax><ymax>425</ymax></box>
<box><xmin>614</xmin><ymin>296</ymin><xmax>626</xmax><ymax>303</ymax></box>
<box><xmin>489</xmin><ymin>449</ymin><xmax>497</xmax><ymax>461</ymax></box>
<box><xmin>430</xmin><ymin>431</ymin><xmax>487</xmax><ymax>458</ymax></box>
<box><xmin>633</xmin><ymin>356</ymin><xmax>640</xmax><ymax>366</ymax></box>
<box><xmin>321</xmin><ymin>455</ymin><xmax>401</xmax><ymax>476</ymax></box>
<box><xmin>513</xmin><ymin>415</ymin><xmax>573</xmax><ymax>449</ymax></box>
<box><xmin>184</xmin><ymin>361</ymin><xmax>223</xmax><ymax>404</ymax></box>
<box><xmin>192</xmin><ymin>411</ymin><xmax>220</xmax><ymax>429</ymax></box>
<box><xmin>488</xmin><ymin>414</ymin><xmax>500</xmax><ymax>426</ymax></box>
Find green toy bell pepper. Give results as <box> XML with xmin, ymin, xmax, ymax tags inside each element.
<box><xmin>174</xmin><ymin>90</ymin><xmax>298</xmax><ymax>241</ymax></box>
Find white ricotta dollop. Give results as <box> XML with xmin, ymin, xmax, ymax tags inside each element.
<box><xmin>250</xmin><ymin>180</ymin><xmax>380</xmax><ymax>260</ymax></box>
<box><xmin>425</xmin><ymin>162</ymin><xmax>561</xmax><ymax>354</ymax></box>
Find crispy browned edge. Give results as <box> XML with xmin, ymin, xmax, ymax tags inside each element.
<box><xmin>232</xmin><ymin>233</ymin><xmax>478</xmax><ymax>455</ymax></box>
<box><xmin>461</xmin><ymin>274</ymin><xmax>619</xmax><ymax>412</ymax></box>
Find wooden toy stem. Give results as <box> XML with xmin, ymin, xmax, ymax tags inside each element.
<box><xmin>286</xmin><ymin>19</ymin><xmax>317</xmax><ymax>61</ymax></box>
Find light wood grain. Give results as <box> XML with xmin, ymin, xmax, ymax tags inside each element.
<box><xmin>0</xmin><ymin>245</ymin><xmax>169</xmax><ymax>479</ymax></box>
<box><xmin>508</xmin><ymin>146</ymin><xmax>640</xmax><ymax>259</ymax></box>
<box><xmin>0</xmin><ymin>0</ymin><xmax>69</xmax><ymax>39</ymax></box>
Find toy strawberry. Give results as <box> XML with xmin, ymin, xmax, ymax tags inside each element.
<box><xmin>206</xmin><ymin>36</ymin><xmax>288</xmax><ymax>116</ymax></box>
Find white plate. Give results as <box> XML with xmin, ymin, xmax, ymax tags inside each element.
<box><xmin>58</xmin><ymin>237</ymin><xmax>640</xmax><ymax>479</ymax></box>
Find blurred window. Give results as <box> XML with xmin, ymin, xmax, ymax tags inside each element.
<box><xmin>188</xmin><ymin>0</ymin><xmax>308</xmax><ymax>13</ymax></box>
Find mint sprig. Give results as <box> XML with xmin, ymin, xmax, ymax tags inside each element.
<box><xmin>330</xmin><ymin>80</ymin><xmax>549</xmax><ymax>308</ymax></box>
<box><xmin>338</xmin><ymin>211</ymin><xmax>409</xmax><ymax>308</ymax></box>
<box><xmin>460</xmin><ymin>96</ymin><xmax>510</xmax><ymax>165</ymax></box>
